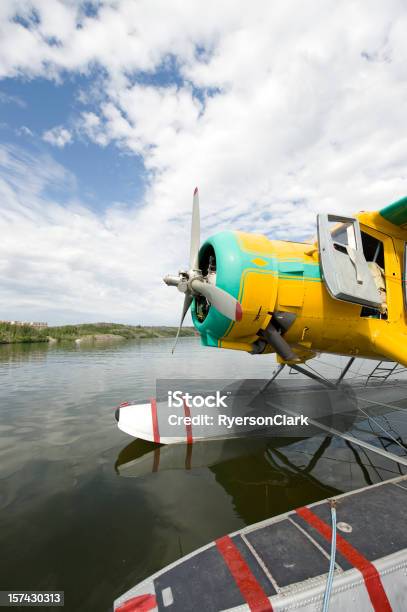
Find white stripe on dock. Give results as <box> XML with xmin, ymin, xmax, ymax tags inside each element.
<box><xmin>241</xmin><ymin>532</ymin><xmax>281</xmax><ymax>593</ymax></box>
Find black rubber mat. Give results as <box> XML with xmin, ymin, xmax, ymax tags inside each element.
<box><xmin>116</xmin><ymin>476</ymin><xmax>407</xmax><ymax>612</ymax></box>
<box><xmin>246</xmin><ymin>519</ymin><xmax>330</xmax><ymax>587</ymax></box>
<box><xmin>292</xmin><ymin>481</ymin><xmax>407</xmax><ymax>567</ymax></box>
<box><xmin>153</xmin><ymin>544</ymin><xmax>247</xmax><ymax>611</ymax></box>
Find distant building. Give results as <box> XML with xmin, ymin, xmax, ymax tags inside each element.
<box><xmin>0</xmin><ymin>320</ymin><xmax>48</xmax><ymax>329</ymax></box>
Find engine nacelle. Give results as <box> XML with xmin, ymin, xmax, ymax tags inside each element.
<box><xmin>192</xmin><ymin>230</ymin><xmax>280</xmax><ymax>351</ymax></box>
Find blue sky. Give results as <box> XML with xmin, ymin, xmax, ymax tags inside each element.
<box><xmin>0</xmin><ymin>1</ymin><xmax>406</xmax><ymax>325</ymax></box>
<box><xmin>0</xmin><ymin>75</ymin><xmax>146</xmax><ymax>210</ymax></box>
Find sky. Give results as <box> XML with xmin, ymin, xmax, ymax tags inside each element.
<box><xmin>0</xmin><ymin>1</ymin><xmax>407</xmax><ymax>325</ymax></box>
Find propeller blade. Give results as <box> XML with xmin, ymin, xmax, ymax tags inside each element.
<box><xmin>191</xmin><ymin>279</ymin><xmax>242</xmax><ymax>322</ymax></box>
<box><xmin>172</xmin><ymin>294</ymin><xmax>193</xmax><ymax>354</ymax></box>
<box><xmin>189</xmin><ymin>187</ymin><xmax>200</xmax><ymax>270</ymax></box>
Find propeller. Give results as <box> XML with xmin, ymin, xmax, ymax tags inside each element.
<box><xmin>164</xmin><ymin>187</ymin><xmax>243</xmax><ymax>353</ymax></box>
<box><xmin>189</xmin><ymin>187</ymin><xmax>200</xmax><ymax>270</ymax></box>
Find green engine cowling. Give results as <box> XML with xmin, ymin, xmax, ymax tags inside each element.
<box><xmin>191</xmin><ymin>230</ymin><xmax>279</xmax><ymax>350</ymax></box>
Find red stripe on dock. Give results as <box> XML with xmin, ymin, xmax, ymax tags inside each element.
<box><xmin>216</xmin><ymin>535</ymin><xmax>273</xmax><ymax>612</ymax></box>
<box><xmin>296</xmin><ymin>506</ymin><xmax>392</xmax><ymax>612</ymax></box>
<box><xmin>150</xmin><ymin>398</ymin><xmax>160</xmax><ymax>444</ymax></box>
<box><xmin>183</xmin><ymin>398</ymin><xmax>193</xmax><ymax>445</ymax></box>
<box><xmin>116</xmin><ymin>593</ymin><xmax>156</xmax><ymax>611</ymax></box>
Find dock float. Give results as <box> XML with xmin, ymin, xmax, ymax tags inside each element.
<box><xmin>114</xmin><ymin>474</ymin><xmax>407</xmax><ymax>611</ymax></box>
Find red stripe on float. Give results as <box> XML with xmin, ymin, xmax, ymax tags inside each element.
<box><xmin>216</xmin><ymin>536</ymin><xmax>273</xmax><ymax>612</ymax></box>
<box><xmin>235</xmin><ymin>302</ymin><xmax>243</xmax><ymax>322</ymax></box>
<box><xmin>183</xmin><ymin>398</ymin><xmax>193</xmax><ymax>445</ymax></box>
<box><xmin>116</xmin><ymin>593</ymin><xmax>157</xmax><ymax>611</ymax></box>
<box><xmin>150</xmin><ymin>398</ymin><xmax>160</xmax><ymax>444</ymax></box>
<box><xmin>296</xmin><ymin>506</ymin><xmax>392</xmax><ymax>612</ymax></box>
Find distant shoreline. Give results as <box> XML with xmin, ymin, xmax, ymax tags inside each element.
<box><xmin>0</xmin><ymin>323</ymin><xmax>196</xmax><ymax>345</ymax></box>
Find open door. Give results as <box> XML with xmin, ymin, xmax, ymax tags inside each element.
<box><xmin>317</xmin><ymin>214</ymin><xmax>382</xmax><ymax>308</ymax></box>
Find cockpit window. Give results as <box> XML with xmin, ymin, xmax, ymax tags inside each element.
<box><xmin>360</xmin><ymin>231</ymin><xmax>387</xmax><ymax>320</ymax></box>
<box><xmin>329</xmin><ymin>221</ymin><xmax>356</xmax><ymax>255</ymax></box>
<box><xmin>361</xmin><ymin>231</ymin><xmax>385</xmax><ymax>269</ymax></box>
<box><xmin>330</xmin><ymin>221</ymin><xmax>356</xmax><ymax>247</ymax></box>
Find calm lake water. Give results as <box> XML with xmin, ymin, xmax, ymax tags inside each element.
<box><xmin>1</xmin><ymin>338</ymin><xmax>406</xmax><ymax>611</ymax></box>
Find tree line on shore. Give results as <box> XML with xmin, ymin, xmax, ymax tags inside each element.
<box><xmin>0</xmin><ymin>322</ymin><xmax>195</xmax><ymax>344</ymax></box>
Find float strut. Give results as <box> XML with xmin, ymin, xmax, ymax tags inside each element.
<box><xmin>290</xmin><ymin>364</ymin><xmax>336</xmax><ymax>389</ymax></box>
<box><xmin>261</xmin><ymin>357</ymin><xmax>355</xmax><ymax>393</ymax></box>
<box><xmin>260</xmin><ymin>364</ymin><xmax>285</xmax><ymax>393</ymax></box>
<box><xmin>335</xmin><ymin>357</ymin><xmax>355</xmax><ymax>386</ymax></box>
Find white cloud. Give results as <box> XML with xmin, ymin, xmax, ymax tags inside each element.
<box><xmin>1</xmin><ymin>1</ymin><xmax>407</xmax><ymax>323</ymax></box>
<box><xmin>0</xmin><ymin>144</ymin><xmax>182</xmax><ymax>324</ymax></box>
<box><xmin>0</xmin><ymin>90</ymin><xmax>26</xmax><ymax>107</ymax></box>
<box><xmin>16</xmin><ymin>125</ymin><xmax>33</xmax><ymax>137</ymax></box>
<box><xmin>42</xmin><ymin>126</ymin><xmax>73</xmax><ymax>148</ymax></box>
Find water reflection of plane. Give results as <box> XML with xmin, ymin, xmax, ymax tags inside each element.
<box><xmin>116</xmin><ymin>430</ymin><xmax>406</xmax><ymax>499</ymax></box>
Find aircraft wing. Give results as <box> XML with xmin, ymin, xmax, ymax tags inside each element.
<box><xmin>379</xmin><ymin>196</ymin><xmax>407</xmax><ymax>230</ymax></box>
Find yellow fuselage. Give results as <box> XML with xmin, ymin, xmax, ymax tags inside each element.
<box><xmin>214</xmin><ymin>211</ymin><xmax>407</xmax><ymax>366</ymax></box>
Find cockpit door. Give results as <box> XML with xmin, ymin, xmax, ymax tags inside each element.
<box><xmin>317</xmin><ymin>213</ymin><xmax>382</xmax><ymax>308</ymax></box>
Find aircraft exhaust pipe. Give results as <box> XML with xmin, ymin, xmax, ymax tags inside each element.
<box><xmin>259</xmin><ymin>322</ymin><xmax>300</xmax><ymax>362</ymax></box>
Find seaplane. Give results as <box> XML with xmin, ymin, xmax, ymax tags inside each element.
<box><xmin>115</xmin><ymin>191</ymin><xmax>407</xmax><ymax>447</ymax></box>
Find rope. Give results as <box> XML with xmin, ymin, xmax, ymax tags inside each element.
<box><xmin>322</xmin><ymin>501</ymin><xmax>337</xmax><ymax>611</ymax></box>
